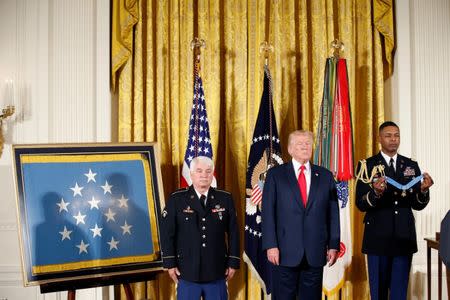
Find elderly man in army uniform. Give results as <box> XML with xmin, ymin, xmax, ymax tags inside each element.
<box><xmin>161</xmin><ymin>156</ymin><xmax>240</xmax><ymax>299</ymax></box>
<box><xmin>356</xmin><ymin>121</ymin><xmax>434</xmax><ymax>300</ymax></box>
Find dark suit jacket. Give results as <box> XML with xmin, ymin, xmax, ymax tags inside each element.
<box><xmin>355</xmin><ymin>153</ymin><xmax>430</xmax><ymax>256</ymax></box>
<box><xmin>261</xmin><ymin>161</ymin><xmax>340</xmax><ymax>267</ymax></box>
<box><xmin>440</xmin><ymin>210</ymin><xmax>450</xmax><ymax>268</ymax></box>
<box><xmin>160</xmin><ymin>186</ymin><xmax>240</xmax><ymax>282</ymax></box>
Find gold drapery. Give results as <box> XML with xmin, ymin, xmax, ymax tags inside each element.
<box><xmin>111</xmin><ymin>0</ymin><xmax>395</xmax><ymax>299</ymax></box>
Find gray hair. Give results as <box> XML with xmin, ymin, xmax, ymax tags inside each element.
<box><xmin>190</xmin><ymin>156</ymin><xmax>215</xmax><ymax>172</ymax></box>
<box><xmin>288</xmin><ymin>130</ymin><xmax>314</xmax><ymax>145</ymax></box>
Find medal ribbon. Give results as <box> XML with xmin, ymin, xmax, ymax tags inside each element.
<box><xmin>385</xmin><ymin>174</ymin><xmax>423</xmax><ymax>191</ymax></box>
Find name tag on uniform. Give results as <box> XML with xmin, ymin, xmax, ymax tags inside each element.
<box><xmin>212</xmin><ymin>207</ymin><xmax>226</xmax><ymax>213</ymax></box>
<box><xmin>183</xmin><ymin>206</ymin><xmax>195</xmax><ymax>213</ymax></box>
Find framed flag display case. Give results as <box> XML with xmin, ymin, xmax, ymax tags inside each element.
<box><xmin>12</xmin><ymin>143</ymin><xmax>165</xmax><ymax>288</ymax></box>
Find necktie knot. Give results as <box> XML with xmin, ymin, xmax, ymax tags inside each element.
<box><xmin>300</xmin><ymin>165</ymin><xmax>306</xmax><ymax>173</ymax></box>
<box><xmin>389</xmin><ymin>158</ymin><xmax>394</xmax><ymax>167</ymax></box>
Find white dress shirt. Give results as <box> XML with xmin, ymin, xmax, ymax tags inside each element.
<box><xmin>194</xmin><ymin>189</ymin><xmax>209</xmax><ymax>206</ymax></box>
<box><xmin>380</xmin><ymin>151</ymin><xmax>398</xmax><ymax>171</ymax></box>
<box><xmin>292</xmin><ymin>159</ymin><xmax>311</xmax><ymax>197</ymax></box>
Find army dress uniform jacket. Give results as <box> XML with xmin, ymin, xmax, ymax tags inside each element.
<box><xmin>160</xmin><ymin>186</ymin><xmax>240</xmax><ymax>282</ymax></box>
<box><xmin>355</xmin><ymin>153</ymin><xmax>430</xmax><ymax>256</ymax></box>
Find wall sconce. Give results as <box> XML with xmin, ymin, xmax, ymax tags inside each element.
<box><xmin>0</xmin><ymin>105</ymin><xmax>15</xmax><ymax>157</ymax></box>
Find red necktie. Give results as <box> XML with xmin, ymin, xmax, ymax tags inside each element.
<box><xmin>298</xmin><ymin>165</ymin><xmax>307</xmax><ymax>207</ymax></box>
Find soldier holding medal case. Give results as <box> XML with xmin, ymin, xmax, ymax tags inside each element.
<box><xmin>355</xmin><ymin>121</ymin><xmax>434</xmax><ymax>300</ymax></box>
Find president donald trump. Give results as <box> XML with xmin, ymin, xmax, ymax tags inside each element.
<box><xmin>262</xmin><ymin>130</ymin><xmax>340</xmax><ymax>299</ymax></box>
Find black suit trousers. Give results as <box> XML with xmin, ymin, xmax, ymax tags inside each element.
<box><xmin>271</xmin><ymin>256</ymin><xmax>323</xmax><ymax>300</ymax></box>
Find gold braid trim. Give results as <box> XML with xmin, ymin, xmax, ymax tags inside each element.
<box><xmin>355</xmin><ymin>160</ymin><xmax>386</xmax><ymax>184</ymax></box>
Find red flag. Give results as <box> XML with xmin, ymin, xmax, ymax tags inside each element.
<box><xmin>332</xmin><ymin>59</ymin><xmax>353</xmax><ymax>181</ymax></box>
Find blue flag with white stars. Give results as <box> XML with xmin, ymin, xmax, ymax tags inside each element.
<box><xmin>20</xmin><ymin>154</ymin><xmax>157</xmax><ymax>275</ymax></box>
<box><xmin>243</xmin><ymin>65</ymin><xmax>282</xmax><ymax>294</ymax></box>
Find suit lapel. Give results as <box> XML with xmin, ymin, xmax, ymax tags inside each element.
<box><xmin>306</xmin><ymin>164</ymin><xmax>320</xmax><ymax>212</ymax></box>
<box><xmin>284</xmin><ymin>162</ymin><xmax>304</xmax><ymax>210</ymax></box>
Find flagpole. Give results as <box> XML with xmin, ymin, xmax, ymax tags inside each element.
<box><xmin>258</xmin><ymin>41</ymin><xmax>276</xmax><ymax>300</ymax></box>
<box><xmin>190</xmin><ymin>37</ymin><xmax>206</xmax><ymax>69</ymax></box>
<box><xmin>259</xmin><ymin>41</ymin><xmax>275</xmax><ymax>170</ymax></box>
<box><xmin>181</xmin><ymin>37</ymin><xmax>216</xmax><ymax>187</ymax></box>
<box><xmin>331</xmin><ymin>39</ymin><xmax>344</xmax><ymax>59</ymax></box>
<box><xmin>190</xmin><ymin>38</ymin><xmax>206</xmax><ymax>157</ymax></box>
<box><xmin>318</xmin><ymin>39</ymin><xmax>353</xmax><ymax>299</ymax></box>
<box><xmin>244</xmin><ymin>39</ymin><xmax>282</xmax><ymax>300</ymax></box>
<box><xmin>259</xmin><ymin>41</ymin><xmax>273</xmax><ymax>66</ymax></box>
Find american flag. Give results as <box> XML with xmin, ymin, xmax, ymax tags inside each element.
<box><xmin>180</xmin><ymin>64</ymin><xmax>216</xmax><ymax>187</ymax></box>
<box><xmin>243</xmin><ymin>65</ymin><xmax>282</xmax><ymax>294</ymax></box>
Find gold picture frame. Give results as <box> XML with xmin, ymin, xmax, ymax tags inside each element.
<box><xmin>12</xmin><ymin>143</ymin><xmax>165</xmax><ymax>287</ymax></box>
